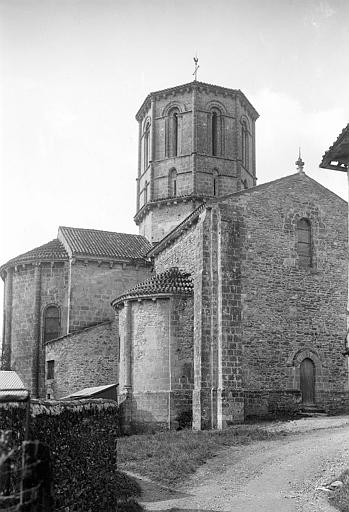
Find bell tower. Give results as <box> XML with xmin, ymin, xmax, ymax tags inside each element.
<box><xmin>134</xmin><ymin>81</ymin><xmax>259</xmax><ymax>243</ymax></box>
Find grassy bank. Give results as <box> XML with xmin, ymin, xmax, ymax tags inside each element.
<box><xmin>118</xmin><ymin>425</ymin><xmax>284</xmax><ymax>487</ymax></box>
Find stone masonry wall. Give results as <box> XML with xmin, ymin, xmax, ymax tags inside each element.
<box><xmin>8</xmin><ymin>262</ymin><xmax>68</xmax><ymax>393</ymax></box>
<box><xmin>223</xmin><ymin>173</ymin><xmax>348</xmax><ymax>412</ymax></box>
<box><xmin>69</xmin><ymin>260</ymin><xmax>151</xmax><ymax>331</ymax></box>
<box><xmin>45</xmin><ymin>320</ymin><xmax>118</xmax><ymax>399</ymax></box>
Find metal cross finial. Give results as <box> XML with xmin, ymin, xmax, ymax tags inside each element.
<box><xmin>193</xmin><ymin>55</ymin><xmax>199</xmax><ymax>81</ymax></box>
<box><xmin>295</xmin><ymin>147</ymin><xmax>305</xmax><ymax>173</ymax></box>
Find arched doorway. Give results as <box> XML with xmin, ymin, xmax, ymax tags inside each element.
<box><xmin>300</xmin><ymin>358</ymin><xmax>315</xmax><ymax>405</ymax></box>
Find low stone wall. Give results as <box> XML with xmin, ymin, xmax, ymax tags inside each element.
<box><xmin>244</xmin><ymin>389</ymin><xmax>302</xmax><ymax>418</ymax></box>
<box><xmin>318</xmin><ymin>391</ymin><xmax>349</xmax><ymax>414</ymax></box>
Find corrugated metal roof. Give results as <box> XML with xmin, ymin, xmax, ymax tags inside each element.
<box><xmin>0</xmin><ymin>371</ymin><xmax>29</xmax><ymax>402</ymax></box>
<box><xmin>59</xmin><ymin>226</ymin><xmax>152</xmax><ymax>260</ymax></box>
<box><xmin>112</xmin><ymin>267</ymin><xmax>193</xmax><ymax>306</ymax></box>
<box><xmin>60</xmin><ymin>383</ymin><xmax>118</xmax><ymax>399</ymax></box>
<box><xmin>1</xmin><ymin>239</ymin><xmax>68</xmax><ymax>272</ymax></box>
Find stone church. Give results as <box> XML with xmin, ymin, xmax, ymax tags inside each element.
<box><xmin>1</xmin><ymin>80</ymin><xmax>348</xmax><ymax>430</ymax></box>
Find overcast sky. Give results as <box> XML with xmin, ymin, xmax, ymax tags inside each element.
<box><xmin>1</xmin><ymin>0</ymin><xmax>349</xmax><ymax>318</ymax></box>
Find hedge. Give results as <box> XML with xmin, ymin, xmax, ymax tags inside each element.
<box><xmin>0</xmin><ymin>400</ymin><xmax>143</xmax><ymax>511</ymax></box>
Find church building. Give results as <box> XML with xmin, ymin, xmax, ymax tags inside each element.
<box><xmin>1</xmin><ymin>80</ymin><xmax>348</xmax><ymax>430</ymax></box>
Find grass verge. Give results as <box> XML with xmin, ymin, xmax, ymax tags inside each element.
<box><xmin>118</xmin><ymin>425</ymin><xmax>285</xmax><ymax>487</ymax></box>
<box><xmin>329</xmin><ymin>470</ymin><xmax>349</xmax><ymax>512</ymax></box>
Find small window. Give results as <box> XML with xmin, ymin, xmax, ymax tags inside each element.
<box><xmin>43</xmin><ymin>305</ymin><xmax>60</xmax><ymax>343</ymax></box>
<box><xmin>213</xmin><ymin>170</ymin><xmax>219</xmax><ymax>196</ymax></box>
<box><xmin>144</xmin><ymin>180</ymin><xmax>148</xmax><ymax>205</ymax></box>
<box><xmin>242</xmin><ymin>179</ymin><xmax>248</xmax><ymax>190</ymax></box>
<box><xmin>47</xmin><ymin>360</ymin><xmax>55</xmax><ymax>380</ymax></box>
<box><xmin>297</xmin><ymin>218</ymin><xmax>312</xmax><ymax>267</ymax></box>
<box><xmin>169</xmin><ymin>168</ymin><xmax>177</xmax><ymax>197</ymax></box>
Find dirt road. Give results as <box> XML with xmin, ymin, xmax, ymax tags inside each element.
<box><xmin>141</xmin><ymin>416</ymin><xmax>349</xmax><ymax>512</ymax></box>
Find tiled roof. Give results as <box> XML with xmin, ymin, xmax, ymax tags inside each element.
<box><xmin>1</xmin><ymin>239</ymin><xmax>68</xmax><ymax>272</ymax></box>
<box><xmin>320</xmin><ymin>123</ymin><xmax>349</xmax><ymax>171</ymax></box>
<box><xmin>112</xmin><ymin>267</ymin><xmax>193</xmax><ymax>306</ymax></box>
<box><xmin>59</xmin><ymin>226</ymin><xmax>152</xmax><ymax>260</ymax></box>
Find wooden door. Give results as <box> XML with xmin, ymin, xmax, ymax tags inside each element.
<box><xmin>300</xmin><ymin>358</ymin><xmax>315</xmax><ymax>405</ymax></box>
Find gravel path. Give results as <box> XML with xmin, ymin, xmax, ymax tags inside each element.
<box><xmin>140</xmin><ymin>415</ymin><xmax>349</xmax><ymax>512</ymax></box>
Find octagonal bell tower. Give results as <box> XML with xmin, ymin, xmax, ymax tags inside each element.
<box><xmin>134</xmin><ymin>81</ymin><xmax>259</xmax><ymax>243</ymax></box>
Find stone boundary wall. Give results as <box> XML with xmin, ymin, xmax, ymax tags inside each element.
<box><xmin>45</xmin><ymin>320</ymin><xmax>118</xmax><ymax>399</ymax></box>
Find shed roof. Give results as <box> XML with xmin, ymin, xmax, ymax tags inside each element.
<box><xmin>0</xmin><ymin>371</ymin><xmax>29</xmax><ymax>402</ymax></box>
<box><xmin>112</xmin><ymin>267</ymin><xmax>193</xmax><ymax>307</ymax></box>
<box><xmin>60</xmin><ymin>383</ymin><xmax>118</xmax><ymax>400</ymax></box>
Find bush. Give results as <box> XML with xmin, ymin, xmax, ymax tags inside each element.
<box><xmin>0</xmin><ymin>400</ymin><xmax>144</xmax><ymax>511</ymax></box>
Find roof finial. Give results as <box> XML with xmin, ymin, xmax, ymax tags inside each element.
<box><xmin>295</xmin><ymin>147</ymin><xmax>305</xmax><ymax>174</ymax></box>
<box><xmin>193</xmin><ymin>54</ymin><xmax>199</xmax><ymax>81</ymax></box>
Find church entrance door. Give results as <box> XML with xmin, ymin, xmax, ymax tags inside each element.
<box><xmin>300</xmin><ymin>358</ymin><xmax>315</xmax><ymax>405</ymax></box>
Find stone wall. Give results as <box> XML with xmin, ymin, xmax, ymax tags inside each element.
<box><xmin>228</xmin><ymin>173</ymin><xmax>348</xmax><ymax>404</ymax></box>
<box><xmin>118</xmin><ymin>295</ymin><xmax>194</xmax><ymax>431</ymax></box>
<box><xmin>152</xmin><ymin>172</ymin><xmax>349</xmax><ymax>426</ymax></box>
<box><xmin>45</xmin><ymin>320</ymin><xmax>118</xmax><ymax>398</ymax></box>
<box><xmin>69</xmin><ymin>260</ymin><xmax>151</xmax><ymax>331</ymax></box>
<box><xmin>3</xmin><ymin>262</ymin><xmax>69</xmax><ymax>395</ymax></box>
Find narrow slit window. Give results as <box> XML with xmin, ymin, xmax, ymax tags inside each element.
<box><xmin>297</xmin><ymin>218</ymin><xmax>312</xmax><ymax>267</ymax></box>
<box><xmin>242</xmin><ymin>120</ymin><xmax>249</xmax><ymax>168</ymax></box>
<box><xmin>169</xmin><ymin>169</ymin><xmax>177</xmax><ymax>197</ymax></box>
<box><xmin>144</xmin><ymin>121</ymin><xmax>151</xmax><ymax>169</ymax></box>
<box><xmin>212</xmin><ymin>112</ymin><xmax>218</xmax><ymax>156</ymax></box>
<box><xmin>168</xmin><ymin>109</ymin><xmax>179</xmax><ymax>157</ymax></box>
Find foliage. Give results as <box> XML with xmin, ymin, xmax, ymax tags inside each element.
<box><xmin>0</xmin><ymin>401</ymin><xmax>144</xmax><ymax>511</ymax></box>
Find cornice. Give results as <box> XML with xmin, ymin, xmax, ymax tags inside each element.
<box><xmin>134</xmin><ymin>195</ymin><xmax>205</xmax><ymax>225</ymax></box>
<box><xmin>136</xmin><ymin>81</ymin><xmax>259</xmax><ymax>122</ymax></box>
<box><xmin>0</xmin><ymin>259</ymin><xmax>67</xmax><ymax>278</ymax></box>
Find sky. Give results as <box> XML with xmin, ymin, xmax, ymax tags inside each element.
<box><xmin>0</xmin><ymin>0</ymin><xmax>349</xmax><ymax>324</ymax></box>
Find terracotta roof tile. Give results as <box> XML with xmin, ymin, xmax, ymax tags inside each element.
<box><xmin>112</xmin><ymin>267</ymin><xmax>193</xmax><ymax>306</ymax></box>
<box><xmin>59</xmin><ymin>226</ymin><xmax>152</xmax><ymax>260</ymax></box>
<box><xmin>1</xmin><ymin>239</ymin><xmax>68</xmax><ymax>272</ymax></box>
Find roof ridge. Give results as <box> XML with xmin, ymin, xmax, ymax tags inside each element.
<box><xmin>59</xmin><ymin>226</ymin><xmax>145</xmax><ymax>237</ymax></box>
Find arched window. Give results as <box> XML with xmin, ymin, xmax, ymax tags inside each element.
<box><xmin>297</xmin><ymin>218</ymin><xmax>312</xmax><ymax>267</ymax></box>
<box><xmin>242</xmin><ymin>178</ymin><xmax>248</xmax><ymax>190</ymax></box>
<box><xmin>43</xmin><ymin>305</ymin><xmax>60</xmax><ymax>343</ymax></box>
<box><xmin>168</xmin><ymin>109</ymin><xmax>179</xmax><ymax>157</ymax></box>
<box><xmin>169</xmin><ymin>169</ymin><xmax>177</xmax><ymax>197</ymax></box>
<box><xmin>210</xmin><ymin>108</ymin><xmax>222</xmax><ymax>156</ymax></box>
<box><xmin>213</xmin><ymin>169</ymin><xmax>219</xmax><ymax>196</ymax></box>
<box><xmin>143</xmin><ymin>121</ymin><xmax>151</xmax><ymax>170</ymax></box>
<box><xmin>242</xmin><ymin>119</ymin><xmax>249</xmax><ymax>169</ymax></box>
<box><xmin>212</xmin><ymin>111</ymin><xmax>218</xmax><ymax>156</ymax></box>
